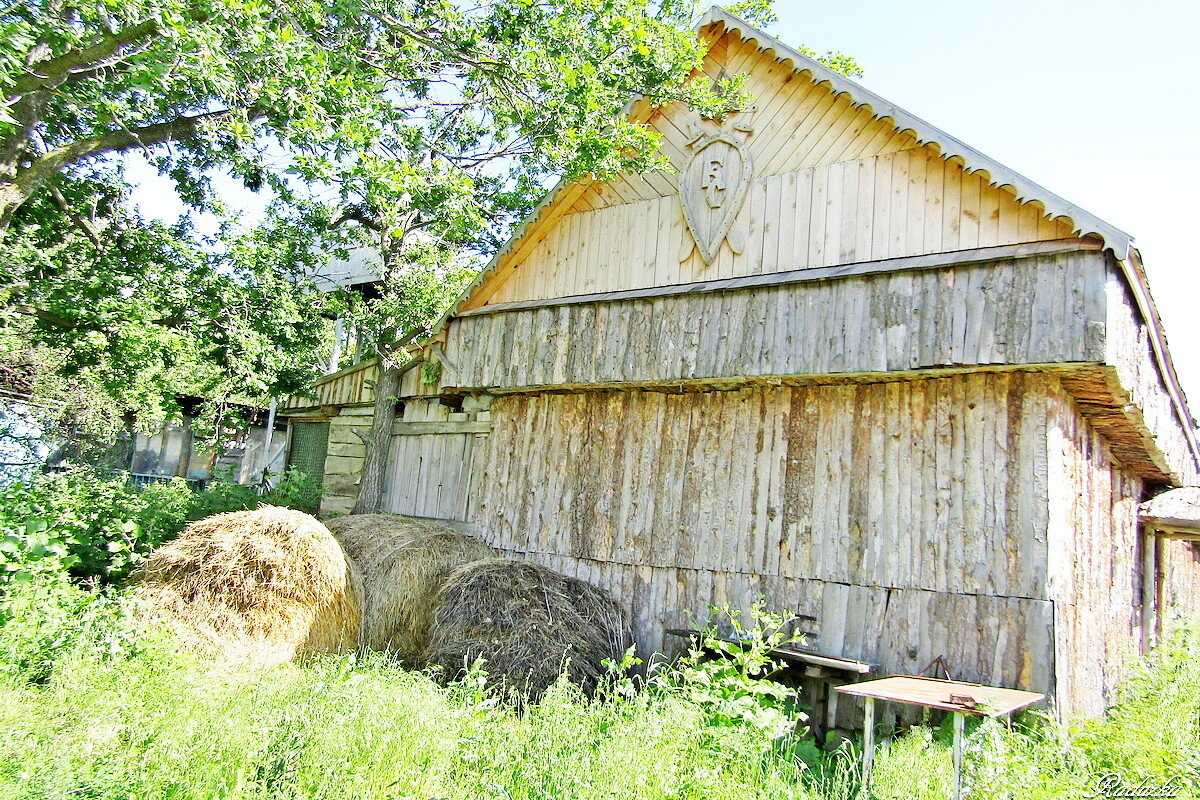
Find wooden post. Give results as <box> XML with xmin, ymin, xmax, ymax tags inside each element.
<box><xmin>952</xmin><ymin>711</ymin><xmax>964</xmax><ymax>800</ymax></box>
<box><xmin>1154</xmin><ymin>533</ymin><xmax>1165</xmax><ymax>647</ymax></box>
<box><xmin>328</xmin><ymin>318</ymin><xmax>344</xmax><ymax>374</ymax></box>
<box><xmin>826</xmin><ymin>683</ymin><xmax>840</xmax><ymax>733</ymax></box>
<box><xmin>861</xmin><ymin>697</ymin><xmax>875</xmax><ymax>793</ymax></box>
<box><xmin>1141</xmin><ymin>523</ymin><xmax>1157</xmax><ymax>654</ymax></box>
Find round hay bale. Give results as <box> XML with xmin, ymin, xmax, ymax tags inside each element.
<box><xmin>425</xmin><ymin>558</ymin><xmax>632</xmax><ymax>699</ymax></box>
<box><xmin>324</xmin><ymin>515</ymin><xmax>495</xmax><ymax>663</ymax></box>
<box><xmin>132</xmin><ymin>506</ymin><xmax>362</xmax><ymax>667</ymax></box>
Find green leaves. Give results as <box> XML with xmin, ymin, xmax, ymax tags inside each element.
<box><xmin>2</xmin><ymin>171</ymin><xmax>335</xmax><ymax>442</ymax></box>
<box><xmin>651</xmin><ymin>600</ymin><xmax>807</xmax><ymax>744</ymax></box>
<box><xmin>0</xmin><ymin>466</ymin><xmax>324</xmax><ymax>587</ymax></box>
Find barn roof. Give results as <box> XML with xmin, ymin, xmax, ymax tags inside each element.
<box><xmin>414</xmin><ymin>6</ymin><xmax>1198</xmax><ymax>468</ymax></box>
<box><xmin>1141</xmin><ymin>487</ymin><xmax>1200</xmax><ymax>530</ymax></box>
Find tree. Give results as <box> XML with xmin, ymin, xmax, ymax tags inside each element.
<box><xmin>2</xmin><ymin>0</ymin><xmax>859</xmax><ymax>498</ymax></box>
<box><xmin>1</xmin><ymin>0</ymin><xmax>727</xmax><ymax>466</ymax></box>
<box><xmin>0</xmin><ymin>170</ymin><xmax>334</xmax><ymax>457</ymax></box>
<box><xmin>1</xmin><ymin>0</ymin><xmax>730</xmax><ymax>229</ymax></box>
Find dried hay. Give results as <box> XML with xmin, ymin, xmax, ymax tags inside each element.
<box><xmin>132</xmin><ymin>506</ymin><xmax>362</xmax><ymax>667</ymax></box>
<box><xmin>324</xmin><ymin>514</ymin><xmax>495</xmax><ymax>664</ymax></box>
<box><xmin>425</xmin><ymin>558</ymin><xmax>632</xmax><ymax>699</ymax></box>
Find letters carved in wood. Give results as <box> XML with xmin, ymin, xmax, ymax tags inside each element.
<box><xmin>678</xmin><ymin>115</ymin><xmax>753</xmax><ymax>265</ymax></box>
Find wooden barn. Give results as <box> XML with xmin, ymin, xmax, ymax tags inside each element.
<box><xmin>280</xmin><ymin>7</ymin><xmax>1200</xmax><ymax>718</ymax></box>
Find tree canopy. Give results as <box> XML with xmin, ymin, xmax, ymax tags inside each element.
<box><xmin>1</xmin><ymin>0</ymin><xmax>734</xmax><ymax>230</ymax></box>
<box><xmin>1</xmin><ymin>0</ymin><xmax>730</xmax><ymax>432</ymax></box>
<box><xmin>0</xmin><ymin>170</ymin><xmax>333</xmax><ymax>453</ymax></box>
<box><xmin>1</xmin><ymin>0</ymin><xmax>860</xmax><ymax>461</ymax></box>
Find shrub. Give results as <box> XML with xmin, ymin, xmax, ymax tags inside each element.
<box><xmin>655</xmin><ymin>601</ymin><xmax>807</xmax><ymax>742</ymax></box>
<box><xmin>0</xmin><ymin>469</ymin><xmax>189</xmax><ymax>584</ymax></box>
<box><xmin>261</xmin><ymin>467</ymin><xmax>322</xmax><ymax>516</ymax></box>
<box><xmin>185</xmin><ymin>467</ymin><xmax>321</xmax><ymax>520</ymax></box>
<box><xmin>0</xmin><ymin>572</ymin><xmax>145</xmax><ymax>685</ymax></box>
<box><xmin>0</xmin><ymin>466</ymin><xmax>323</xmax><ymax>585</ymax></box>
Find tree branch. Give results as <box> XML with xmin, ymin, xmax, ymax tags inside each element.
<box><xmin>0</xmin><ymin>92</ymin><xmax>44</xmax><ymax>179</ymax></box>
<box><xmin>1</xmin><ymin>105</ymin><xmax>264</xmax><ymax>229</ymax></box>
<box><xmin>12</xmin><ymin>304</ymin><xmax>82</xmax><ymax>330</ymax></box>
<box><xmin>5</xmin><ymin>18</ymin><xmax>161</xmax><ymax>100</ymax></box>
<box><xmin>48</xmin><ymin>183</ymin><xmax>102</xmax><ymax>249</ymax></box>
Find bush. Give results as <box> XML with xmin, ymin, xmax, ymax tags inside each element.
<box><xmin>0</xmin><ymin>466</ymin><xmax>323</xmax><ymax>585</ymax></box>
<box><xmin>0</xmin><ymin>469</ymin><xmax>190</xmax><ymax>584</ymax></box>
<box><xmin>653</xmin><ymin>601</ymin><xmax>807</xmax><ymax>742</ymax></box>
<box><xmin>185</xmin><ymin>467</ymin><xmax>321</xmax><ymax>520</ymax></box>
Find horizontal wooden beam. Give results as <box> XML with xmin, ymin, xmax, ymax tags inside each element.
<box><xmin>1140</xmin><ymin>517</ymin><xmax>1200</xmax><ymax>538</ymax></box>
<box><xmin>391</xmin><ymin>421</ymin><xmax>490</xmax><ymax>436</ymax></box>
<box><xmin>278</xmin><ymin>402</ymin><xmax>375</xmax><ymax>415</ymax></box>
<box><xmin>441</xmin><ymin>361</ymin><xmax>1086</xmax><ymax>397</ymax></box>
<box><xmin>311</xmin><ymin>357</ymin><xmax>378</xmax><ymax>388</ymax></box>
<box><xmin>458</xmin><ymin>238</ymin><xmax>1098</xmax><ymax>318</ymax></box>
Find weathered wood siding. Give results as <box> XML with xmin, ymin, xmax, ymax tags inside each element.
<box><xmin>475</xmin><ymin>373</ymin><xmax>1061</xmax><ymax>698</ymax></box>
<box><xmin>380</xmin><ymin>400</ymin><xmax>490</xmax><ymax>522</ymax></box>
<box><xmin>317</xmin><ymin>399</ymin><xmax>490</xmax><ymax>518</ymax></box>
<box><xmin>1105</xmin><ymin>267</ymin><xmax>1198</xmax><ymax>485</ymax></box>
<box><xmin>1047</xmin><ymin>395</ymin><xmax>1144</xmax><ymax>717</ymax></box>
<box><xmin>482</xmin><ymin>151</ymin><xmax>1078</xmax><ymax>306</ymax></box>
<box><xmin>1157</xmin><ymin>538</ymin><xmax>1200</xmax><ymax>631</ymax></box>
<box><xmin>465</xmin><ymin>31</ymin><xmax>1078</xmax><ymax>310</ymax></box>
<box><xmin>444</xmin><ymin>250</ymin><xmax>1107</xmax><ymax>391</ymax></box>
<box><xmin>565</xmin><ymin>29</ymin><xmax>921</xmax><ymax>216</ymax></box>
<box><xmin>282</xmin><ymin>359</ymin><xmax>376</xmax><ymax>412</ymax></box>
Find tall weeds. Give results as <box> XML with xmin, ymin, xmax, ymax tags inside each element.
<box><xmin>1</xmin><ymin>578</ymin><xmax>1197</xmax><ymax>800</ymax></box>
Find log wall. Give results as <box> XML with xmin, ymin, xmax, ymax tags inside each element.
<box><xmin>474</xmin><ymin>373</ymin><xmax>1062</xmax><ymax>700</ymax></box>
<box><xmin>317</xmin><ymin>399</ymin><xmax>489</xmax><ymax>518</ymax></box>
<box><xmin>1047</xmin><ymin>395</ymin><xmax>1144</xmax><ymax>717</ymax></box>
<box><xmin>1105</xmin><ymin>267</ymin><xmax>1198</xmax><ymax>485</ymax></box>
<box><xmin>1158</xmin><ymin>538</ymin><xmax>1200</xmax><ymax>632</ymax></box>
<box><xmin>319</xmin><ymin>407</ymin><xmax>373</xmax><ymax>516</ymax></box>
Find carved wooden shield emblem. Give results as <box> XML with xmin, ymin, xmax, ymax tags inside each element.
<box><xmin>679</xmin><ymin>133</ymin><xmax>752</xmax><ymax>265</ymax></box>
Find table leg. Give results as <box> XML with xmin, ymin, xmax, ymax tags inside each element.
<box><xmin>862</xmin><ymin>697</ymin><xmax>875</xmax><ymax>792</ymax></box>
<box><xmin>951</xmin><ymin>711</ymin><xmax>964</xmax><ymax>800</ymax></box>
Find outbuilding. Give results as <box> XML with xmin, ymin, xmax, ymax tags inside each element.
<box><xmin>280</xmin><ymin>7</ymin><xmax>1200</xmax><ymax>718</ymax></box>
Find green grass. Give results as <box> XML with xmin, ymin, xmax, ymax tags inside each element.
<box><xmin>1</xmin><ymin>577</ymin><xmax>1198</xmax><ymax>800</ymax></box>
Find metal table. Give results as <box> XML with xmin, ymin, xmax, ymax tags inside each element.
<box><xmin>834</xmin><ymin>676</ymin><xmax>1044</xmax><ymax>799</ymax></box>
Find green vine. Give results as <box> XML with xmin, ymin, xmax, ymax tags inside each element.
<box><xmin>421</xmin><ymin>360</ymin><xmax>443</xmax><ymax>387</ymax></box>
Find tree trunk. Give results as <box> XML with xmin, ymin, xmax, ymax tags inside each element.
<box><xmin>350</xmin><ymin>227</ymin><xmax>423</xmax><ymax>514</ymax></box>
<box><xmin>0</xmin><ymin>183</ymin><xmax>29</xmax><ymax>231</ymax></box>
<box><xmin>353</xmin><ymin>356</ymin><xmax>422</xmax><ymax>514</ymax></box>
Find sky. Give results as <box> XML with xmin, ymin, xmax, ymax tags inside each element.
<box><xmin>127</xmin><ymin>0</ymin><xmax>1200</xmax><ymax>405</ymax></box>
